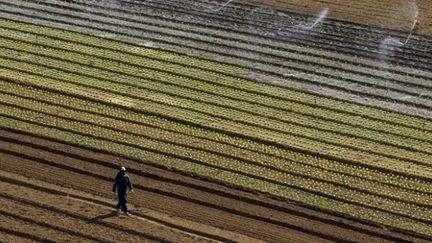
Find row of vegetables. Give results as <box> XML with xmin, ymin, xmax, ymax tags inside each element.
<box><xmin>3</xmin><ymin>80</ymin><xmax>431</xmax><ymax>194</ymax></box>
<box><xmin>0</xmin><ymin>56</ymin><xmax>431</xmax><ymax>179</ymax></box>
<box><xmin>0</xmin><ymin>40</ymin><xmax>430</xmax><ymax>164</ymax></box>
<box><xmin>0</xmin><ymin>18</ymin><xmax>430</xmax><ymax>133</ymax></box>
<box><xmin>1</xmin><ymin>84</ymin><xmax>431</xmax><ymax>203</ymax></box>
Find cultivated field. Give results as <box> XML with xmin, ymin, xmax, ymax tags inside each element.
<box><xmin>0</xmin><ymin>0</ymin><xmax>431</xmax><ymax>242</ymax></box>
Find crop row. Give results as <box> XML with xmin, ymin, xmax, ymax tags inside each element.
<box><xmin>4</xmin><ymin>0</ymin><xmax>432</xmax><ymax>114</ymax></box>
<box><xmin>1</xmin><ymin>29</ymin><xmax>431</xmax><ymax>142</ymax></box>
<box><xmin>0</xmin><ymin>45</ymin><xmax>430</xmax><ymax>162</ymax></box>
<box><xmin>1</xmin><ymin>64</ymin><xmax>432</xmax><ymax>181</ymax></box>
<box><xmin>41</xmin><ymin>0</ymin><xmax>432</xmax><ymax>86</ymax></box>
<box><xmin>0</xmin><ymin>18</ymin><xmax>430</xmax><ymax>127</ymax></box>
<box><xmin>1</xmin><ymin>102</ymin><xmax>432</xmax><ymax>225</ymax></box>
<box><xmin>1</xmin><ymin>56</ymin><xmax>432</xmax><ymax>179</ymax></box>
<box><xmin>61</xmin><ymin>0</ymin><xmax>432</xmax><ymax>78</ymax></box>
<box><xmin>2</xmin><ymin>80</ymin><xmax>432</xmax><ymax>195</ymax></box>
<box><xmin>2</xmin><ymin>79</ymin><xmax>431</xmax><ymax>195</ymax></box>
<box><xmin>1</xmin><ymin>39</ymin><xmax>432</xmax><ymax>167</ymax></box>
<box><xmin>9</xmin><ymin>0</ymin><xmax>432</xmax><ymax>101</ymax></box>
<box><xmin>0</xmin><ymin>111</ymin><xmax>431</xmax><ymax>236</ymax></box>
<box><xmin>2</xmin><ymin>4</ymin><xmax>431</xmax><ymax>120</ymax></box>
<box><xmin>2</xmin><ymin>88</ymin><xmax>432</xmax><ymax>208</ymax></box>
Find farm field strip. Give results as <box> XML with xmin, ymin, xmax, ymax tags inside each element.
<box><xmin>190</xmin><ymin>0</ymin><xmax>426</xmax><ymax>49</ymax></box>
<box><xmin>0</xmin><ymin>137</ymin><xmax>384</xmax><ymax>243</ymax></box>
<box><xmin>2</xmin><ymin>91</ymin><xmax>432</xmax><ymax>209</ymax></box>
<box><xmin>0</xmin><ymin>68</ymin><xmax>430</xmax><ymax>168</ymax></box>
<box><xmin>194</xmin><ymin>0</ymin><xmax>432</xmax><ymax>48</ymax></box>
<box><xmin>1</xmin><ymin>9</ymin><xmax>431</xmax><ymax>119</ymax></box>
<box><xmin>4</xmin><ymin>130</ymin><xmax>431</xmax><ymax>243</ymax></box>
<box><xmin>0</xmin><ymin>67</ymin><xmax>432</xmax><ymax>219</ymax></box>
<box><xmin>2</xmin><ymin>1</ymin><xmax>432</xmax><ymax>121</ymax></box>
<box><xmin>239</xmin><ymin>0</ymin><xmax>432</xmax><ymax>37</ymax></box>
<box><xmin>37</xmin><ymin>0</ymin><xmax>432</xmax><ymax>80</ymax></box>
<box><xmin>11</xmin><ymin>3</ymin><xmax>430</xmax><ymax>102</ymax></box>
<box><xmin>5</xmin><ymin>100</ymin><xmax>432</xmax><ymax>221</ymax></box>
<box><xmin>4</xmin><ymin>43</ymin><xmax>430</xmax><ymax>161</ymax></box>
<box><xmin>1</xmin><ymin>110</ymin><xmax>432</xmax><ymax>237</ymax></box>
<box><xmin>54</xmin><ymin>0</ymin><xmax>432</xmax><ymax>66</ymax></box>
<box><xmin>2</xmin><ymin>63</ymin><xmax>432</xmax><ymax>177</ymax></box>
<box><xmin>2</xmin><ymin>81</ymin><xmax>432</xmax><ymax>197</ymax></box>
<box><xmin>1</xmin><ymin>40</ymin><xmax>432</xmax><ymax>171</ymax></box>
<box><xmin>0</xmin><ymin>153</ymin><xmax>344</xmax><ymax>243</ymax></box>
<box><xmin>1</xmin><ymin>20</ymin><xmax>431</xmax><ymax>135</ymax></box>
<box><xmin>2</xmin><ymin>86</ymin><xmax>432</xmax><ymax>199</ymax></box>
<box><xmin>126</xmin><ymin>0</ymin><xmax>432</xmax><ymax>67</ymax></box>
<box><xmin>11</xmin><ymin>0</ymin><xmax>432</xmax><ymax>90</ymax></box>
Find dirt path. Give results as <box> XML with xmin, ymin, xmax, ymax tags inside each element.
<box><xmin>0</xmin><ymin>128</ymin><xmax>428</xmax><ymax>243</ymax></box>
<box><xmin>242</xmin><ymin>0</ymin><xmax>432</xmax><ymax>35</ymax></box>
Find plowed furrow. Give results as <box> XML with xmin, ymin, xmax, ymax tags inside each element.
<box><xmin>0</xmin><ymin>232</ymin><xmax>34</xmax><ymax>243</ymax></box>
<box><xmin>0</xmin><ymin>205</ymin><xmax>112</xmax><ymax>243</ymax></box>
<box><xmin>0</xmin><ymin>177</ymin><xmax>215</xmax><ymax>242</ymax></box>
<box><xmin>0</xmin><ymin>144</ymin><xmax>340</xmax><ymax>242</ymax></box>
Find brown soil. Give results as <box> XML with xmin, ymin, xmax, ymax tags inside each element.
<box><xmin>0</xmin><ymin>128</ymin><xmax>428</xmax><ymax>243</ymax></box>
<box><xmin>241</xmin><ymin>0</ymin><xmax>432</xmax><ymax>36</ymax></box>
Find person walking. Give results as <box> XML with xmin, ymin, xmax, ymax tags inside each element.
<box><xmin>112</xmin><ymin>166</ymin><xmax>134</xmax><ymax>214</ymax></box>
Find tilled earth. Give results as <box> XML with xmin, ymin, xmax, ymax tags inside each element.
<box><xmin>242</xmin><ymin>0</ymin><xmax>432</xmax><ymax>35</ymax></box>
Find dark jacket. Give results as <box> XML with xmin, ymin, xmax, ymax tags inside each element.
<box><xmin>112</xmin><ymin>171</ymin><xmax>133</xmax><ymax>194</ymax></box>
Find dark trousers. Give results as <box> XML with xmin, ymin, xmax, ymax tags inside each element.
<box><xmin>116</xmin><ymin>193</ymin><xmax>128</xmax><ymax>213</ymax></box>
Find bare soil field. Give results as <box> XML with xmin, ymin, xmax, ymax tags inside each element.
<box><xmin>242</xmin><ymin>0</ymin><xmax>432</xmax><ymax>35</ymax></box>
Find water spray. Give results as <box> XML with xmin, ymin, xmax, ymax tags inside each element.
<box><xmin>202</xmin><ymin>0</ymin><xmax>235</xmax><ymax>13</ymax></box>
<box><xmin>307</xmin><ymin>8</ymin><xmax>329</xmax><ymax>30</ymax></box>
<box><xmin>404</xmin><ymin>1</ymin><xmax>419</xmax><ymax>44</ymax></box>
<box><xmin>277</xmin><ymin>8</ymin><xmax>329</xmax><ymax>36</ymax></box>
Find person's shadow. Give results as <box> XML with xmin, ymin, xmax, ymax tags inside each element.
<box><xmin>87</xmin><ymin>211</ymin><xmax>118</xmax><ymax>224</ymax></box>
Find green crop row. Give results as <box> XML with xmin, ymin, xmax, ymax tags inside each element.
<box><xmin>1</xmin><ymin>103</ymin><xmax>431</xmax><ymax>223</ymax></box>
<box><xmin>0</xmin><ymin>21</ymin><xmax>431</xmax><ymax>136</ymax></box>
<box><xmin>0</xmin><ymin>35</ymin><xmax>430</xmax><ymax>156</ymax></box>
<box><xmin>0</xmin><ymin>30</ymin><xmax>430</xmax><ymax>146</ymax></box>
<box><xmin>1</xmin><ymin>66</ymin><xmax>431</xmax><ymax>179</ymax></box>
<box><xmin>1</xmin><ymin>42</ymin><xmax>432</xmax><ymax>167</ymax></box>
<box><xmin>0</xmin><ymin>17</ymin><xmax>242</xmax><ymax>74</ymax></box>
<box><xmin>2</xmin><ymin>80</ymin><xmax>431</xmax><ymax>195</ymax></box>
<box><xmin>1</xmin><ymin>90</ymin><xmax>431</xmax><ymax>208</ymax></box>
